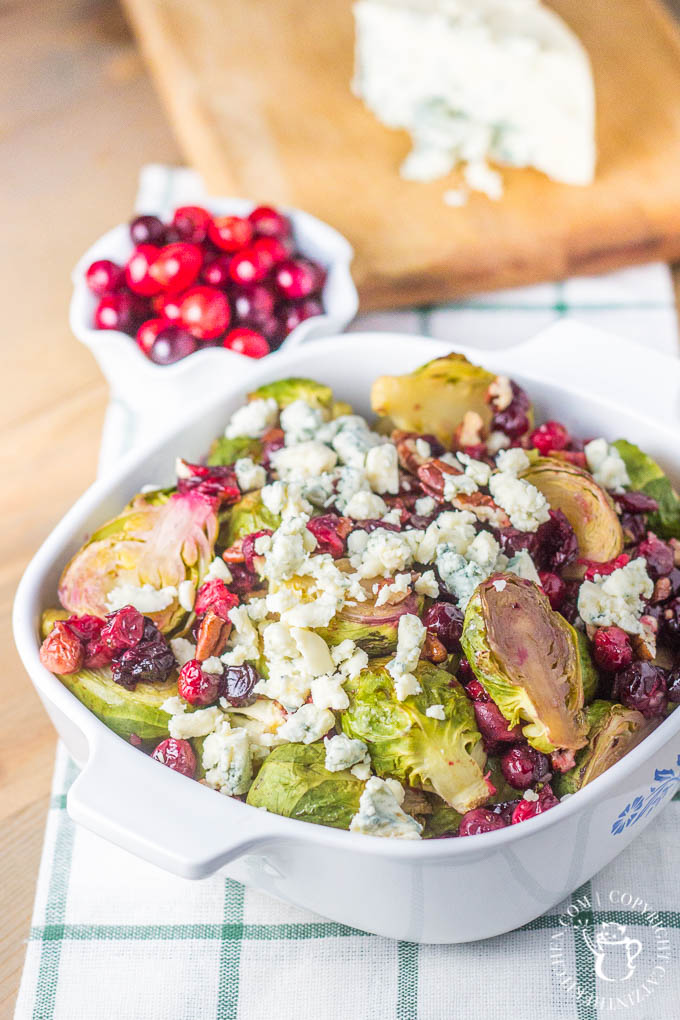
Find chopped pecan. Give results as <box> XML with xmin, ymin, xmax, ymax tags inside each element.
<box><xmin>670</xmin><ymin>538</ymin><xmax>680</xmax><ymax>568</ymax></box>
<box><xmin>372</xmin><ymin>577</ymin><xmax>411</xmax><ymax>606</ymax></box>
<box><xmin>417</xmin><ymin>458</ymin><xmax>461</xmax><ymax>499</ymax></box>
<box><xmin>392</xmin><ymin>430</ymin><xmax>434</xmax><ymax>475</ymax></box>
<box><xmin>633</xmin><ymin>616</ymin><xmax>658</xmax><ymax>661</ymax></box>
<box><xmin>261</xmin><ymin>426</ymin><xmax>284</xmax><ymax>444</ymax></box>
<box><xmin>452</xmin><ymin>491</ymin><xmax>510</xmax><ymax>528</ymax></box>
<box><xmin>222</xmin><ymin>539</ymin><xmax>245</xmax><ymax>563</ymax></box>
<box><xmin>486</xmin><ymin>376</ymin><xmax>513</xmax><ymax>412</ymax></box>
<box><xmin>652</xmin><ymin>577</ymin><xmax>672</xmax><ymax>604</ymax></box>
<box><xmin>454</xmin><ymin>411</ymin><xmax>485</xmax><ymax>450</ymax></box>
<box><xmin>422</xmin><ymin>632</ymin><xmax>447</xmax><ymax>663</ymax></box>
<box><xmin>196</xmin><ymin>610</ymin><xmax>231</xmax><ymax>660</ymax></box>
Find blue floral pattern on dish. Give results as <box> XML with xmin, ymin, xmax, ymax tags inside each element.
<box><xmin>611</xmin><ymin>754</ymin><xmax>680</xmax><ymax>834</ymax></box>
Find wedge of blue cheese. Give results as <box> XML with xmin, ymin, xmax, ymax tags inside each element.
<box><xmin>353</xmin><ymin>0</ymin><xmax>596</xmax><ymax>199</ymax></box>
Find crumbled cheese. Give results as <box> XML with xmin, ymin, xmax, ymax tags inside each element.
<box><xmin>487</xmin><ymin>430</ymin><xmax>511</xmax><ymax>454</ymax></box>
<box><xmin>415</xmin><ymin>510</ymin><xmax>476</xmax><ymax>564</ymax></box>
<box><xmin>225</xmin><ymin>398</ymin><xmax>278</xmax><ymax>439</ymax></box>
<box><xmin>245</xmin><ymin>597</ymin><xmax>268</xmax><ymax>622</ymax></box>
<box><xmin>177</xmin><ymin>579</ymin><xmax>195</xmax><ymax>613</ymax></box>
<box><xmin>105</xmin><ymin>582</ymin><xmax>177</xmax><ymax>614</ymax></box>
<box><xmin>435</xmin><ymin>547</ymin><xmax>487</xmax><ymax>609</ymax></box>
<box><xmin>280</xmin><ymin>400</ymin><xmax>325</xmax><ymax>445</ymax></box>
<box><xmin>365</xmin><ymin>443</ymin><xmax>400</xmax><ymax>495</ymax></box>
<box><xmin>277</xmin><ymin>703</ymin><xmax>336</xmax><ymax>744</ymax></box>
<box><xmin>255</xmin><ymin>622</ymin><xmax>335</xmax><ymax>710</ymax></box>
<box><xmin>261</xmin><ymin>480</ymin><xmax>313</xmax><ymax>519</ymax></box>
<box><xmin>456</xmin><ymin>453</ymin><xmax>492</xmax><ymax>487</ymax></box>
<box><xmin>443</xmin><ymin>472</ymin><xmax>478</xmax><ymax>500</ymax></box>
<box><xmin>271</xmin><ymin>442</ymin><xmax>338</xmax><ymax>480</ymax></box>
<box><xmin>414</xmin><ymin>570</ymin><xmax>440</xmax><ymax>598</ymax></box>
<box><xmin>492</xmin><ymin>578</ymin><xmax>507</xmax><ymax>593</ymax></box>
<box><xmin>310</xmin><ymin>672</ymin><xmax>350</xmax><ymax>711</ymax></box>
<box><xmin>425</xmin><ymin>704</ymin><xmax>446</xmax><ymax>720</ymax></box>
<box><xmin>352</xmin><ymin>527</ymin><xmax>420</xmax><ymax>578</ymax></box>
<box><xmin>204</xmin><ymin>557</ymin><xmax>232</xmax><ymax>584</ymax></box>
<box><xmin>415</xmin><ymin>438</ymin><xmax>432</xmax><ymax>460</ymax></box>
<box><xmin>577</xmin><ymin>557</ymin><xmax>653</xmax><ymax>634</ymax></box>
<box><xmin>331</xmin><ymin>417</ymin><xmax>385</xmax><ymax>469</ymax></box>
<box><xmin>374</xmin><ymin>572</ymin><xmax>412</xmax><ymax>607</ymax></box>
<box><xmin>381</xmin><ymin>507</ymin><xmax>403</xmax><ymax>527</ymax></box>
<box><xmin>414</xmin><ymin>496</ymin><xmax>436</xmax><ymax>517</ymax></box>
<box><xmin>221</xmin><ymin>605</ymin><xmax>260</xmax><ymax>666</ymax></box>
<box><xmin>234</xmin><ymin>457</ymin><xmax>267</xmax><ymax>492</ymax></box>
<box><xmin>466</xmin><ymin>531</ymin><xmax>501</xmax><ymax>570</ymax></box>
<box><xmin>506</xmin><ymin>549</ymin><xmax>541</xmax><ymax>584</ymax></box>
<box><xmin>387</xmin><ymin>613</ymin><xmax>425</xmax><ymax>700</ymax></box>
<box><xmin>333</xmin><ymin>466</ymin><xmax>372</xmax><ymax>513</ymax></box>
<box><xmin>495</xmin><ymin>447</ymin><xmax>531</xmax><ymax>475</ymax></box>
<box><xmin>202</xmin><ymin>722</ymin><xmax>253</xmax><ymax>796</ymax></box>
<box><xmin>324</xmin><ymin>733</ymin><xmax>370</xmax><ymax>773</ymax></box>
<box><xmin>169</xmin><ymin>636</ymin><xmax>197</xmax><ymax>668</ymax></box>
<box><xmin>522</xmin><ymin>788</ymin><xmax>540</xmax><ymax>802</ymax></box>
<box><xmin>345</xmin><ymin>490</ymin><xmax>389</xmax><ymax>520</ymax></box>
<box><xmin>489</xmin><ymin>471</ymin><xmax>550</xmax><ymax>532</ymax></box>
<box><xmin>332</xmin><ymin>639</ymin><xmax>369</xmax><ymax>681</ymax></box>
<box><xmin>584</xmin><ymin>438</ymin><xmax>630</xmax><ymax>492</ymax></box>
<box><xmin>202</xmin><ymin>655</ymin><xmax>224</xmax><ymax>674</ymax></box>
<box><xmin>349</xmin><ymin>777</ymin><xmax>422</xmax><ymax>840</ymax></box>
<box><xmin>168</xmin><ymin>705</ymin><xmax>223</xmax><ymax>740</ymax></box>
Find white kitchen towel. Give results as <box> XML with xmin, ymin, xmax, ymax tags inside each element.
<box><xmin>14</xmin><ymin>166</ymin><xmax>680</xmax><ymax>1020</ymax></box>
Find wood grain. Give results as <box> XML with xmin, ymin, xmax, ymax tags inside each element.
<box><xmin>121</xmin><ymin>0</ymin><xmax>680</xmax><ymax>309</ymax></box>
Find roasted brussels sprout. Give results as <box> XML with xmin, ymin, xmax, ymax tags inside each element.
<box><xmin>576</xmin><ymin>629</ymin><xmax>599</xmax><ymax>704</ymax></box>
<box><xmin>341</xmin><ymin>659</ymin><xmax>488</xmax><ymax>812</ymax></box>
<box><xmin>225</xmin><ymin>492</ymin><xmax>281</xmax><ymax>546</ymax></box>
<box><xmin>370</xmin><ymin>353</ymin><xmax>497</xmax><ymax>446</ymax></box>
<box><xmin>613</xmin><ymin>439</ymin><xmax>680</xmax><ymax>539</ymax></box>
<box><xmin>59</xmin><ymin>489</ymin><xmax>220</xmax><ymax>633</ymax></box>
<box><xmin>207</xmin><ymin>436</ymin><xmax>263</xmax><ymax>467</ymax></box>
<box><xmin>247</xmin><ymin>377</ymin><xmax>334</xmax><ymax>411</ymax></box>
<box><xmin>56</xmin><ymin>666</ymin><xmax>175</xmax><ymax>742</ymax></box>
<box><xmin>521</xmin><ymin>458</ymin><xmax>623</xmax><ymax>579</ymax></box>
<box><xmin>422</xmin><ymin>801</ymin><xmax>462</xmax><ymax>838</ymax></box>
<box><xmin>317</xmin><ymin>581</ymin><xmax>424</xmax><ymax>655</ymax></box>
<box><xmin>245</xmin><ymin>742</ymin><xmax>364</xmax><ymax>829</ymax></box>
<box><xmin>554</xmin><ymin>700</ymin><xmax>659</xmax><ymax>796</ymax></box>
<box><xmin>462</xmin><ymin>576</ymin><xmax>588</xmax><ymax>755</ymax></box>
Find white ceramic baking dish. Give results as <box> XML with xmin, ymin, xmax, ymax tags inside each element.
<box><xmin>13</xmin><ymin>325</ymin><xmax>680</xmax><ymax>944</ymax></box>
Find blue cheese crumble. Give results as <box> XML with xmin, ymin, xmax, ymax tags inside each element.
<box><xmin>577</xmin><ymin>557</ymin><xmax>653</xmax><ymax>634</ymax></box>
<box><xmin>349</xmin><ymin>777</ymin><xmax>422</xmax><ymax>839</ymax></box>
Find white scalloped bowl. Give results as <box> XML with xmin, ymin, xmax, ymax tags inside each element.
<box><xmin>70</xmin><ymin>198</ymin><xmax>358</xmax><ymax>416</ymax></box>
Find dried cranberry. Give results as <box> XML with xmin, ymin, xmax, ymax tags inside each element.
<box><xmin>178</xmin><ymin>659</ymin><xmax>222</xmax><ymax>706</ymax></box>
<box><xmin>592</xmin><ymin>626</ymin><xmax>633</xmax><ymax>672</ymax></box>
<box><xmin>621</xmin><ymin>513</ymin><xmax>648</xmax><ymax>546</ymax></box>
<box><xmin>194</xmin><ymin>579</ymin><xmax>239</xmax><ymax>621</ymax></box>
<box><xmin>83</xmin><ymin>638</ymin><xmax>113</xmax><ymax>669</ymax></box>
<box><xmin>533</xmin><ymin>510</ymin><xmax>579</xmax><ymax>572</ymax></box>
<box><xmin>511</xmin><ymin>785</ymin><xmax>559</xmax><ymax>824</ymax></box>
<box><xmin>39</xmin><ymin>622</ymin><xmax>84</xmax><ymax>675</ymax></box>
<box><xmin>352</xmin><ymin>519</ymin><xmax>401</xmax><ymax>534</ymax></box>
<box><xmin>64</xmin><ymin>614</ymin><xmax>104</xmax><ymax>642</ymax></box>
<box><xmin>152</xmin><ymin>738</ymin><xmax>196</xmax><ymax>778</ymax></box>
<box><xmin>242</xmin><ymin>530</ymin><xmax>273</xmax><ymax>572</ymax></box>
<box><xmin>500</xmin><ymin>746</ymin><xmax>550</xmax><ymax>790</ymax></box>
<box><xmin>491</xmin><ymin>800</ymin><xmax>521</xmax><ymax>826</ymax></box>
<box><xmin>617</xmin><ymin>491</ymin><xmax>659</xmax><ymax>514</ymax></box>
<box><xmin>176</xmin><ymin>461</ymin><xmax>240</xmax><ymax>503</ymax></box>
<box><xmin>458</xmin><ymin>808</ymin><xmax>507</xmax><ymax>837</ymax></box>
<box><xmin>663</xmin><ymin>598</ymin><xmax>680</xmax><ymax>645</ymax></box>
<box><xmin>636</xmin><ymin>533</ymin><xmax>674</xmax><ymax>580</ymax></box>
<box><xmin>538</xmin><ymin>571</ymin><xmax>567</xmax><ymax>610</ymax></box>
<box><xmin>458</xmin><ymin>660</ymin><xmax>478</xmax><ymax>688</ymax></box>
<box><xmin>491</xmin><ymin>382</ymin><xmax>530</xmax><ymax>439</ymax></box>
<box><xmin>667</xmin><ymin>668</ymin><xmax>680</xmax><ymax>703</ymax></box>
<box><xmin>111</xmin><ymin>618</ymin><xmax>176</xmax><ymax>689</ymax></box>
<box><xmin>100</xmin><ymin>605</ymin><xmax>145</xmax><ymax>651</ymax></box>
<box><xmin>422</xmin><ymin>601</ymin><xmax>464</xmax><ymax>652</ymax></box>
<box><xmin>222</xmin><ymin>664</ymin><xmax>259</xmax><ymax>706</ymax></box>
<box><xmin>530</xmin><ymin>421</ymin><xmax>570</xmax><ymax>456</ymax></box>
<box><xmin>306</xmin><ymin>515</ymin><xmax>349</xmax><ymax>559</ymax></box>
<box><xmin>473</xmin><ymin>700</ymin><xmax>523</xmax><ymax>745</ymax></box>
<box><xmin>498</xmin><ymin>526</ymin><xmax>537</xmax><ymax>559</ymax></box>
<box><xmin>611</xmin><ymin>662</ymin><xmax>668</xmax><ymax>718</ymax></box>
<box><xmin>581</xmin><ymin>553</ymin><xmax>630</xmax><ymax>582</ymax></box>
<box><xmin>225</xmin><ymin>563</ymin><xmax>260</xmax><ymax>596</ymax></box>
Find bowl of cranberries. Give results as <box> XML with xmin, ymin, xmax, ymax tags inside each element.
<box><xmin>70</xmin><ymin>199</ymin><xmax>358</xmax><ymax>412</ymax></box>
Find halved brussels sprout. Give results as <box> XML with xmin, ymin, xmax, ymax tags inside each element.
<box><xmin>462</xmin><ymin>576</ymin><xmax>588</xmax><ymax>755</ymax></box>
<box><xmin>59</xmin><ymin>489</ymin><xmax>220</xmax><ymax>633</ymax></box>
<box><xmin>247</xmin><ymin>377</ymin><xmax>334</xmax><ymax>411</ymax></box>
<box><xmin>57</xmin><ymin>666</ymin><xmax>175</xmax><ymax>742</ymax></box>
<box><xmin>208</xmin><ymin>436</ymin><xmax>263</xmax><ymax>467</ymax></box>
<box><xmin>341</xmin><ymin>658</ymin><xmax>488</xmax><ymax>812</ymax></box>
<box><xmin>225</xmin><ymin>492</ymin><xmax>281</xmax><ymax>546</ymax></box>
<box><xmin>370</xmin><ymin>353</ymin><xmax>497</xmax><ymax>446</ymax></box>
<box><xmin>317</xmin><ymin>578</ymin><xmax>424</xmax><ymax>655</ymax></box>
<box><xmin>613</xmin><ymin>439</ymin><xmax>680</xmax><ymax>539</ymax></box>
<box><xmin>422</xmin><ymin>801</ymin><xmax>462</xmax><ymax>838</ymax></box>
<box><xmin>554</xmin><ymin>700</ymin><xmax>659</xmax><ymax>796</ymax></box>
<box><xmin>245</xmin><ymin>742</ymin><xmax>364</xmax><ymax>829</ymax></box>
<box><xmin>576</xmin><ymin>630</ymin><xmax>599</xmax><ymax>704</ymax></box>
<box><xmin>521</xmin><ymin>458</ymin><xmax>623</xmax><ymax>580</ymax></box>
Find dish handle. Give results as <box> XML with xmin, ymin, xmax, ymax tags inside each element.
<box><xmin>67</xmin><ymin>735</ymin><xmax>278</xmax><ymax>878</ymax></box>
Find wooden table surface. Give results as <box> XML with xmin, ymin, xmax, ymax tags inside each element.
<box><xmin>2</xmin><ymin>1</ymin><xmax>680</xmax><ymax>1016</ymax></box>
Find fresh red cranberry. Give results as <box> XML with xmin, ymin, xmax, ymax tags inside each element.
<box><xmin>178</xmin><ymin>286</ymin><xmax>231</xmax><ymax>340</ymax></box>
<box><xmin>85</xmin><ymin>259</ymin><xmax>124</xmax><ymax>296</ymax></box>
<box><xmin>100</xmin><ymin>605</ymin><xmax>145</xmax><ymax>652</ymax></box>
<box><xmin>491</xmin><ymin>382</ymin><xmax>530</xmax><ymax>439</ymax></box>
<box><xmin>500</xmin><ymin>745</ymin><xmax>550</xmax><ymax>790</ymax></box>
<box><xmin>222</xmin><ymin>663</ymin><xmax>259</xmax><ymax>706</ymax></box>
<box><xmin>636</xmin><ymin>533</ymin><xmax>674</xmax><ymax>580</ymax></box>
<box><xmin>306</xmin><ymin>515</ymin><xmax>349</xmax><ymax>559</ymax></box>
<box><xmin>94</xmin><ymin>292</ymin><xmax>142</xmax><ymax>332</ymax></box>
<box><xmin>279</xmin><ymin>297</ymin><xmax>324</xmax><ymax>336</ymax></box>
<box><xmin>511</xmin><ymin>785</ymin><xmax>559</xmax><ymax>824</ymax></box>
<box><xmin>539</xmin><ymin>571</ymin><xmax>567</xmax><ymax>610</ymax></box>
<box><xmin>241</xmin><ymin>530</ymin><xmax>273</xmax><ymax>571</ymax></box>
<box><xmin>111</xmin><ymin>618</ymin><xmax>176</xmax><ymax>689</ymax></box>
<box><xmin>251</xmin><ymin>313</ymin><xmax>281</xmax><ymax>343</ymax></box>
<box><xmin>229</xmin><ymin>247</ymin><xmax>269</xmax><ymax>286</ymax></box>
<box><xmin>232</xmin><ymin>284</ymin><xmax>275</xmax><ymax>324</ymax></box>
<box><xmin>200</xmin><ymin>254</ymin><xmax>232</xmax><ymax>287</ymax></box>
<box><xmin>273</xmin><ymin>257</ymin><xmax>324</xmax><ymax>299</ymax></box>
<box><xmin>152</xmin><ymin>738</ymin><xmax>196</xmax><ymax>777</ymax></box>
<box><xmin>194</xmin><ymin>579</ymin><xmax>239</xmax><ymax>621</ymax></box>
<box><xmin>530</xmin><ymin>421</ymin><xmax>570</xmax><ymax>456</ymax></box>
<box><xmin>592</xmin><ymin>626</ymin><xmax>633</xmax><ymax>672</ymax></box>
<box><xmin>208</xmin><ymin>215</ymin><xmax>253</xmax><ymax>252</ymax></box>
<box><xmin>458</xmin><ymin>808</ymin><xmax>507</xmax><ymax>837</ymax></box>
<box><xmin>152</xmin><ymin>291</ymin><xmax>183</xmax><ymax>322</ymax></box>
<box><xmin>129</xmin><ymin>214</ymin><xmax>166</xmax><ymax>246</ymax></box>
<box><xmin>125</xmin><ymin>244</ymin><xmax>162</xmax><ymax>296</ymax></box>
<box><xmin>136</xmin><ymin>317</ymin><xmax>166</xmax><ymax>355</ymax></box>
<box><xmin>149</xmin><ymin>325</ymin><xmax>198</xmax><ymax>364</ymax></box>
<box><xmin>39</xmin><ymin>622</ymin><xmax>84</xmax><ymax>674</ymax></box>
<box><xmin>148</xmin><ymin>243</ymin><xmax>202</xmax><ymax>292</ymax></box>
<box><xmin>423</xmin><ymin>601</ymin><xmax>464</xmax><ymax>652</ymax></box>
<box><xmin>473</xmin><ymin>700</ymin><xmax>523</xmax><ymax>745</ymax></box>
<box><xmin>172</xmin><ymin>205</ymin><xmax>213</xmax><ymax>244</ymax></box>
<box><xmin>617</xmin><ymin>491</ymin><xmax>660</xmax><ymax>514</ymax></box>
<box><xmin>248</xmin><ymin>205</ymin><xmax>291</xmax><ymax>240</ymax></box>
<box><xmin>251</xmin><ymin>236</ymin><xmax>290</xmax><ymax>268</ymax></box>
<box><xmin>178</xmin><ymin>659</ymin><xmax>222</xmax><ymax>706</ymax></box>
<box><xmin>582</xmin><ymin>553</ymin><xmax>630</xmax><ymax>582</ymax></box>
<box><xmin>223</xmin><ymin>327</ymin><xmax>270</xmax><ymax>358</ymax></box>
<box><xmin>611</xmin><ymin>662</ymin><xmax>668</xmax><ymax>718</ymax></box>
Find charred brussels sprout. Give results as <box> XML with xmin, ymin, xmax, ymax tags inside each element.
<box><xmin>225</xmin><ymin>492</ymin><xmax>281</xmax><ymax>545</ymax></box>
<box><xmin>208</xmin><ymin>436</ymin><xmax>263</xmax><ymax>467</ymax></box>
<box><xmin>245</xmin><ymin>742</ymin><xmax>364</xmax><ymax>829</ymax></box>
<box><xmin>341</xmin><ymin>659</ymin><xmax>488</xmax><ymax>813</ymax></box>
<box><xmin>521</xmin><ymin>458</ymin><xmax>623</xmax><ymax>580</ymax></box>
<box><xmin>56</xmin><ymin>666</ymin><xmax>175</xmax><ymax>742</ymax></box>
<box><xmin>370</xmin><ymin>353</ymin><xmax>497</xmax><ymax>446</ymax></box>
<box><xmin>462</xmin><ymin>576</ymin><xmax>588</xmax><ymax>755</ymax></box>
<box><xmin>576</xmin><ymin>630</ymin><xmax>599</xmax><ymax>704</ymax></box>
<box><xmin>554</xmin><ymin>701</ymin><xmax>659</xmax><ymax>796</ymax></box>
<box><xmin>613</xmin><ymin>440</ymin><xmax>680</xmax><ymax>539</ymax></box>
<box><xmin>317</xmin><ymin>582</ymin><xmax>424</xmax><ymax>655</ymax></box>
<box><xmin>247</xmin><ymin>377</ymin><xmax>333</xmax><ymax>411</ymax></box>
<box><xmin>58</xmin><ymin>489</ymin><xmax>220</xmax><ymax>633</ymax></box>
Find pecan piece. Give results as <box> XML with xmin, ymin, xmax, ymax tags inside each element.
<box><xmin>417</xmin><ymin>458</ymin><xmax>461</xmax><ymax>500</ymax></box>
<box><xmin>222</xmin><ymin>539</ymin><xmax>245</xmax><ymax>563</ymax></box>
<box><xmin>393</xmin><ymin>430</ymin><xmax>435</xmax><ymax>474</ymax></box>
<box><xmin>196</xmin><ymin>610</ymin><xmax>231</xmax><ymax>660</ymax></box>
<box><xmin>486</xmin><ymin>376</ymin><xmax>513</xmax><ymax>412</ymax></box>
<box><xmin>452</xmin><ymin>491</ymin><xmax>511</xmax><ymax>528</ymax></box>
<box><xmin>422</xmin><ymin>633</ymin><xmax>447</xmax><ymax>663</ymax></box>
<box><xmin>454</xmin><ymin>411</ymin><xmax>485</xmax><ymax>450</ymax></box>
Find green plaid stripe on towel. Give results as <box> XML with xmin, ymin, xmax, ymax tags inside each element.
<box><xmin>14</xmin><ymin>167</ymin><xmax>680</xmax><ymax>1019</ymax></box>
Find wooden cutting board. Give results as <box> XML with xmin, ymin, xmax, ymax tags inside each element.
<box><xmin>123</xmin><ymin>0</ymin><xmax>680</xmax><ymax>309</ymax></box>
